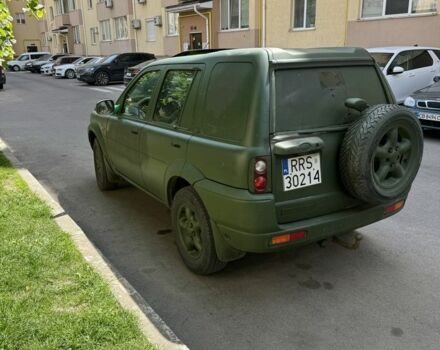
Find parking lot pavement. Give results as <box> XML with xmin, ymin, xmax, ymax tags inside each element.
<box><xmin>1</xmin><ymin>72</ymin><xmax>440</xmax><ymax>350</ymax></box>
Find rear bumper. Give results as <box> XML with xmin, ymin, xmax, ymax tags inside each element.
<box><xmin>195</xmin><ymin>179</ymin><xmax>402</xmax><ymax>254</ymax></box>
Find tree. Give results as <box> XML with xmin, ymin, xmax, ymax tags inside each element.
<box><xmin>0</xmin><ymin>0</ymin><xmax>44</xmax><ymax>64</ymax></box>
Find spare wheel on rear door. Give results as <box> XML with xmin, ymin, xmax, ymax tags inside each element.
<box><xmin>340</xmin><ymin>104</ymin><xmax>423</xmax><ymax>204</ymax></box>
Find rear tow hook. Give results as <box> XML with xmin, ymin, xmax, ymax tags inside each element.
<box><xmin>332</xmin><ymin>233</ymin><xmax>363</xmax><ymax>250</ymax></box>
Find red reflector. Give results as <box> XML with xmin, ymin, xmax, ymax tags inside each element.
<box><xmin>271</xmin><ymin>231</ymin><xmax>306</xmax><ymax>245</ymax></box>
<box><xmin>385</xmin><ymin>200</ymin><xmax>405</xmax><ymax>214</ymax></box>
<box><xmin>254</xmin><ymin>176</ymin><xmax>267</xmax><ymax>192</ymax></box>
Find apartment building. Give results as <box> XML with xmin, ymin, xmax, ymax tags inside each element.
<box><xmin>265</xmin><ymin>0</ymin><xmax>348</xmax><ymax>48</ymax></box>
<box><xmin>8</xmin><ymin>0</ymin><xmax>42</xmax><ymax>54</ymax></box>
<box><xmin>346</xmin><ymin>0</ymin><xmax>440</xmax><ymax>48</ymax></box>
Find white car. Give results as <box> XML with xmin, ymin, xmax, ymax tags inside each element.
<box><xmin>368</xmin><ymin>46</ymin><xmax>440</xmax><ymax>104</ymax></box>
<box><xmin>54</xmin><ymin>57</ymin><xmax>97</xmax><ymax>79</ymax></box>
<box><xmin>7</xmin><ymin>52</ymin><xmax>49</xmax><ymax>71</ymax></box>
<box><xmin>40</xmin><ymin>62</ymin><xmax>54</xmax><ymax>75</ymax></box>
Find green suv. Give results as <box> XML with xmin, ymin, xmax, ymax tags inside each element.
<box><xmin>88</xmin><ymin>48</ymin><xmax>423</xmax><ymax>274</ymax></box>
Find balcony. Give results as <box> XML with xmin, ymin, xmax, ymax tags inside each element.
<box><xmin>69</xmin><ymin>9</ymin><xmax>82</xmax><ymax>26</ymax></box>
<box><xmin>54</xmin><ymin>14</ymin><xmax>70</xmax><ymax>27</ymax></box>
<box><xmin>38</xmin><ymin>19</ymin><xmax>48</xmax><ymax>34</ymax></box>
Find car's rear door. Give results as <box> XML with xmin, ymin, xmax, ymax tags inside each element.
<box><xmin>271</xmin><ymin>64</ymin><xmax>390</xmax><ymax>224</ymax></box>
<box><xmin>139</xmin><ymin>65</ymin><xmax>202</xmax><ymax>202</ymax></box>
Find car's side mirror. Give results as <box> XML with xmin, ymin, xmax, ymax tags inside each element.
<box><xmin>95</xmin><ymin>99</ymin><xmax>115</xmax><ymax>114</ymax></box>
<box><xmin>390</xmin><ymin>66</ymin><xmax>404</xmax><ymax>75</ymax></box>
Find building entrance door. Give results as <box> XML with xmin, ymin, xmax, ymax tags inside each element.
<box><xmin>189</xmin><ymin>32</ymin><xmax>203</xmax><ymax>50</ymax></box>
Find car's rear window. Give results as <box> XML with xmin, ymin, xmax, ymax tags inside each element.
<box><xmin>274</xmin><ymin>66</ymin><xmax>388</xmax><ymax>132</ymax></box>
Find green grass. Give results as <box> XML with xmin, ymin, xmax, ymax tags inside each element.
<box><xmin>0</xmin><ymin>153</ymin><xmax>154</xmax><ymax>350</ymax></box>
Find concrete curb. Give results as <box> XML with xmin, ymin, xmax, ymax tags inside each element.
<box><xmin>0</xmin><ymin>138</ymin><xmax>189</xmax><ymax>350</ymax></box>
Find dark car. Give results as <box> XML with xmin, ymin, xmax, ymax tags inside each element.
<box><xmin>88</xmin><ymin>48</ymin><xmax>423</xmax><ymax>274</ymax></box>
<box><xmin>0</xmin><ymin>65</ymin><xmax>5</xmax><ymax>89</ymax></box>
<box><xmin>25</xmin><ymin>54</ymin><xmax>66</xmax><ymax>73</ymax></box>
<box><xmin>77</xmin><ymin>52</ymin><xmax>155</xmax><ymax>86</ymax></box>
<box><xmin>123</xmin><ymin>59</ymin><xmax>156</xmax><ymax>85</ymax></box>
<box><xmin>404</xmin><ymin>81</ymin><xmax>440</xmax><ymax>131</ymax></box>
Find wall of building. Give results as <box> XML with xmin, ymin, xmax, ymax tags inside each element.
<box><xmin>80</xmin><ymin>0</ymin><xmax>100</xmax><ymax>56</ymax></box>
<box><xmin>134</xmin><ymin>0</ymin><xmax>165</xmax><ymax>55</ymax></box>
<box><xmin>8</xmin><ymin>0</ymin><xmax>42</xmax><ymax>54</ymax></box>
<box><xmin>214</xmin><ymin>0</ymin><xmax>259</xmax><ymax>48</ymax></box>
<box><xmin>265</xmin><ymin>0</ymin><xmax>348</xmax><ymax>48</ymax></box>
<box><xmin>346</xmin><ymin>1</ymin><xmax>440</xmax><ymax>48</ymax></box>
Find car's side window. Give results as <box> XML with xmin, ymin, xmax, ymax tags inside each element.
<box><xmin>153</xmin><ymin>70</ymin><xmax>196</xmax><ymax>125</ymax></box>
<box><xmin>122</xmin><ymin>70</ymin><xmax>161</xmax><ymax>120</ymax></box>
<box><xmin>391</xmin><ymin>50</ymin><xmax>433</xmax><ymax>72</ymax></box>
<box><xmin>118</xmin><ymin>54</ymin><xmax>132</xmax><ymax>63</ymax></box>
<box><xmin>18</xmin><ymin>55</ymin><xmax>29</xmax><ymax>61</ymax></box>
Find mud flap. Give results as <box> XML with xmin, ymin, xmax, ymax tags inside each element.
<box><xmin>210</xmin><ymin>220</ymin><xmax>246</xmax><ymax>262</ymax></box>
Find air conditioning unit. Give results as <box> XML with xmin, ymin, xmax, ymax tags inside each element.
<box><xmin>104</xmin><ymin>0</ymin><xmax>113</xmax><ymax>8</ymax></box>
<box><xmin>131</xmin><ymin>19</ymin><xmax>141</xmax><ymax>29</ymax></box>
<box><xmin>138</xmin><ymin>0</ymin><xmax>146</xmax><ymax>4</ymax></box>
<box><xmin>153</xmin><ymin>15</ymin><xmax>162</xmax><ymax>26</ymax></box>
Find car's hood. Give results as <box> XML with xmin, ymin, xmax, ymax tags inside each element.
<box><xmin>41</xmin><ymin>63</ymin><xmax>54</xmax><ymax>68</ymax></box>
<box><xmin>32</xmin><ymin>60</ymin><xmax>50</xmax><ymax>66</ymax></box>
<box><xmin>412</xmin><ymin>83</ymin><xmax>440</xmax><ymax>100</ymax></box>
<box><xmin>7</xmin><ymin>60</ymin><xmax>19</xmax><ymax>65</ymax></box>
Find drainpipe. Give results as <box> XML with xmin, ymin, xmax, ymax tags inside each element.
<box><xmin>193</xmin><ymin>4</ymin><xmax>209</xmax><ymax>49</ymax></box>
<box><xmin>262</xmin><ymin>0</ymin><xmax>266</xmax><ymax>47</ymax></box>
<box><xmin>132</xmin><ymin>0</ymin><xmax>139</xmax><ymax>52</ymax></box>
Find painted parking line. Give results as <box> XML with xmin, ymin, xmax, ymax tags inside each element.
<box><xmin>90</xmin><ymin>87</ymin><xmax>113</xmax><ymax>93</ymax></box>
<box><xmin>106</xmin><ymin>86</ymin><xmax>125</xmax><ymax>91</ymax></box>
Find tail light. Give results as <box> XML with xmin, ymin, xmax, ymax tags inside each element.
<box><xmin>253</xmin><ymin>157</ymin><xmax>268</xmax><ymax>193</ymax></box>
<box><xmin>271</xmin><ymin>231</ymin><xmax>306</xmax><ymax>245</ymax></box>
<box><xmin>384</xmin><ymin>200</ymin><xmax>405</xmax><ymax>214</ymax></box>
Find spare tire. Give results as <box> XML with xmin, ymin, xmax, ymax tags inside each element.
<box><xmin>340</xmin><ymin>104</ymin><xmax>423</xmax><ymax>204</ymax></box>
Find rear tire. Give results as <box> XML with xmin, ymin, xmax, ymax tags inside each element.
<box><xmin>92</xmin><ymin>140</ymin><xmax>117</xmax><ymax>191</ymax></box>
<box><xmin>0</xmin><ymin>83</ymin><xmax>3</xmax><ymax>90</ymax></box>
<box><xmin>65</xmin><ymin>69</ymin><xmax>75</xmax><ymax>79</ymax></box>
<box><xmin>172</xmin><ymin>187</ymin><xmax>227</xmax><ymax>275</ymax></box>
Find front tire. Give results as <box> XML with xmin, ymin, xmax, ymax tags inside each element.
<box><xmin>95</xmin><ymin>71</ymin><xmax>110</xmax><ymax>86</ymax></box>
<box><xmin>12</xmin><ymin>65</ymin><xmax>20</xmax><ymax>72</ymax></box>
<box><xmin>92</xmin><ymin>140</ymin><xmax>117</xmax><ymax>191</ymax></box>
<box><xmin>172</xmin><ymin>187</ymin><xmax>226</xmax><ymax>275</ymax></box>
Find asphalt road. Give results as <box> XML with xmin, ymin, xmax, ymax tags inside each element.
<box><xmin>1</xmin><ymin>72</ymin><xmax>440</xmax><ymax>350</ymax></box>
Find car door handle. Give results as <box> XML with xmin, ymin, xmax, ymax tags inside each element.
<box><xmin>171</xmin><ymin>142</ymin><xmax>181</xmax><ymax>148</ymax></box>
<box><xmin>130</xmin><ymin>130</ymin><xmax>139</xmax><ymax>135</ymax></box>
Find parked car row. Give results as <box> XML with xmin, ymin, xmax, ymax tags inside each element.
<box><xmin>6</xmin><ymin>51</ymin><xmax>156</xmax><ymax>86</ymax></box>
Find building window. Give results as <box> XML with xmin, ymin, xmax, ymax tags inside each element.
<box><xmin>90</xmin><ymin>27</ymin><xmax>98</xmax><ymax>45</ymax></box>
<box><xmin>16</xmin><ymin>12</ymin><xmax>26</xmax><ymax>24</ymax></box>
<box><xmin>114</xmin><ymin>16</ymin><xmax>128</xmax><ymax>40</ymax></box>
<box><xmin>292</xmin><ymin>0</ymin><xmax>316</xmax><ymax>29</ymax></box>
<box><xmin>99</xmin><ymin>19</ymin><xmax>112</xmax><ymax>41</ymax></box>
<box><xmin>88</xmin><ymin>0</ymin><xmax>93</xmax><ymax>9</ymax></box>
<box><xmin>49</xmin><ymin>7</ymin><xmax>54</xmax><ymax>20</ymax></box>
<box><xmin>146</xmin><ymin>19</ymin><xmax>156</xmax><ymax>42</ymax></box>
<box><xmin>220</xmin><ymin>0</ymin><xmax>249</xmax><ymax>30</ymax></box>
<box><xmin>167</xmin><ymin>12</ymin><xmax>179</xmax><ymax>36</ymax></box>
<box><xmin>73</xmin><ymin>25</ymin><xmax>81</xmax><ymax>44</ymax></box>
<box><xmin>54</xmin><ymin>0</ymin><xmax>74</xmax><ymax>14</ymax></box>
<box><xmin>361</xmin><ymin>0</ymin><xmax>437</xmax><ymax>18</ymax></box>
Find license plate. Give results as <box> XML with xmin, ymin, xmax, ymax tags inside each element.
<box><xmin>417</xmin><ymin>112</ymin><xmax>440</xmax><ymax>122</ymax></box>
<box><xmin>282</xmin><ymin>153</ymin><xmax>321</xmax><ymax>191</ymax></box>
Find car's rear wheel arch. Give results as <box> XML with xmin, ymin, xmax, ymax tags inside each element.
<box><xmin>168</xmin><ymin>177</ymin><xmax>191</xmax><ymax>206</ymax></box>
